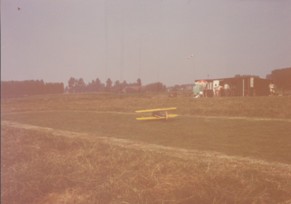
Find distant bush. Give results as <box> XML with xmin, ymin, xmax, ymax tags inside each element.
<box><xmin>1</xmin><ymin>80</ymin><xmax>64</xmax><ymax>98</ymax></box>
<box><xmin>268</xmin><ymin>67</ymin><xmax>291</xmax><ymax>94</ymax></box>
<box><xmin>143</xmin><ymin>82</ymin><xmax>167</xmax><ymax>93</ymax></box>
<box><xmin>66</xmin><ymin>77</ymin><xmax>167</xmax><ymax>94</ymax></box>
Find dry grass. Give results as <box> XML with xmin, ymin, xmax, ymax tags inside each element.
<box><xmin>2</xmin><ymin>94</ymin><xmax>291</xmax><ymax>203</ymax></box>
<box><xmin>2</xmin><ymin>124</ymin><xmax>291</xmax><ymax>204</ymax></box>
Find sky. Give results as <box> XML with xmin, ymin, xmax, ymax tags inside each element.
<box><xmin>2</xmin><ymin>0</ymin><xmax>291</xmax><ymax>86</ymax></box>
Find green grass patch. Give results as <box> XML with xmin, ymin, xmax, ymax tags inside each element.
<box><xmin>2</xmin><ymin>94</ymin><xmax>291</xmax><ymax>119</ymax></box>
<box><xmin>3</xmin><ymin>111</ymin><xmax>291</xmax><ymax>164</ymax></box>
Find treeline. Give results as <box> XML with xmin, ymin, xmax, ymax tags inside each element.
<box><xmin>1</xmin><ymin>80</ymin><xmax>64</xmax><ymax>98</ymax></box>
<box><xmin>1</xmin><ymin>77</ymin><xmax>167</xmax><ymax>98</ymax></box>
<box><xmin>66</xmin><ymin>77</ymin><xmax>166</xmax><ymax>93</ymax></box>
<box><xmin>267</xmin><ymin>67</ymin><xmax>291</xmax><ymax>92</ymax></box>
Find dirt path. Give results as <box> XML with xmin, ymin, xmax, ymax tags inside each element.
<box><xmin>3</xmin><ymin>110</ymin><xmax>291</xmax><ymax>122</ymax></box>
<box><xmin>3</xmin><ymin>120</ymin><xmax>291</xmax><ymax>175</ymax></box>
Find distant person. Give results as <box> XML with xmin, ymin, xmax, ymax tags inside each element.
<box><xmin>214</xmin><ymin>85</ymin><xmax>223</xmax><ymax>97</ymax></box>
<box><xmin>269</xmin><ymin>83</ymin><xmax>276</xmax><ymax>96</ymax></box>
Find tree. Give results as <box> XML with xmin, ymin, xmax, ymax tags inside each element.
<box><xmin>113</xmin><ymin>80</ymin><xmax>122</xmax><ymax>92</ymax></box>
<box><xmin>95</xmin><ymin>78</ymin><xmax>103</xmax><ymax>91</ymax></box>
<box><xmin>137</xmin><ymin>78</ymin><xmax>142</xmax><ymax>86</ymax></box>
<box><xmin>68</xmin><ymin>77</ymin><xmax>77</xmax><ymax>93</ymax></box>
<box><xmin>76</xmin><ymin>78</ymin><xmax>86</xmax><ymax>92</ymax></box>
<box><xmin>87</xmin><ymin>78</ymin><xmax>103</xmax><ymax>92</ymax></box>
<box><xmin>67</xmin><ymin>77</ymin><xmax>87</xmax><ymax>92</ymax></box>
<box><xmin>106</xmin><ymin>78</ymin><xmax>112</xmax><ymax>92</ymax></box>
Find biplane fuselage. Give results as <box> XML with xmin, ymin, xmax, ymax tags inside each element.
<box><xmin>135</xmin><ymin>107</ymin><xmax>178</xmax><ymax>121</ymax></box>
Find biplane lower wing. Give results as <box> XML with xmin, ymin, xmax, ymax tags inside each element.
<box><xmin>136</xmin><ymin>114</ymin><xmax>178</xmax><ymax>121</ymax></box>
<box><xmin>135</xmin><ymin>107</ymin><xmax>178</xmax><ymax>121</ymax></box>
<box><xmin>135</xmin><ymin>107</ymin><xmax>177</xmax><ymax>113</ymax></box>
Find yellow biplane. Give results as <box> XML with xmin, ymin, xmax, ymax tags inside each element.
<box><xmin>135</xmin><ymin>107</ymin><xmax>178</xmax><ymax>121</ymax></box>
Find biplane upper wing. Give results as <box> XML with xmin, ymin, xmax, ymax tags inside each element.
<box><xmin>136</xmin><ymin>114</ymin><xmax>178</xmax><ymax>121</ymax></box>
<box><xmin>135</xmin><ymin>107</ymin><xmax>177</xmax><ymax>113</ymax></box>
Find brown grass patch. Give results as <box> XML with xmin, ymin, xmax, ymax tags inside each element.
<box><xmin>2</xmin><ymin>124</ymin><xmax>291</xmax><ymax>204</ymax></box>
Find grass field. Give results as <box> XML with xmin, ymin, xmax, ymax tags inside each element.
<box><xmin>2</xmin><ymin>93</ymin><xmax>291</xmax><ymax>203</ymax></box>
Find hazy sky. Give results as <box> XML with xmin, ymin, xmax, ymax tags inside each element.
<box><xmin>2</xmin><ymin>0</ymin><xmax>291</xmax><ymax>86</ymax></box>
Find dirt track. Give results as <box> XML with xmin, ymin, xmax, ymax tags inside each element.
<box><xmin>4</xmin><ymin>110</ymin><xmax>291</xmax><ymax>122</ymax></box>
